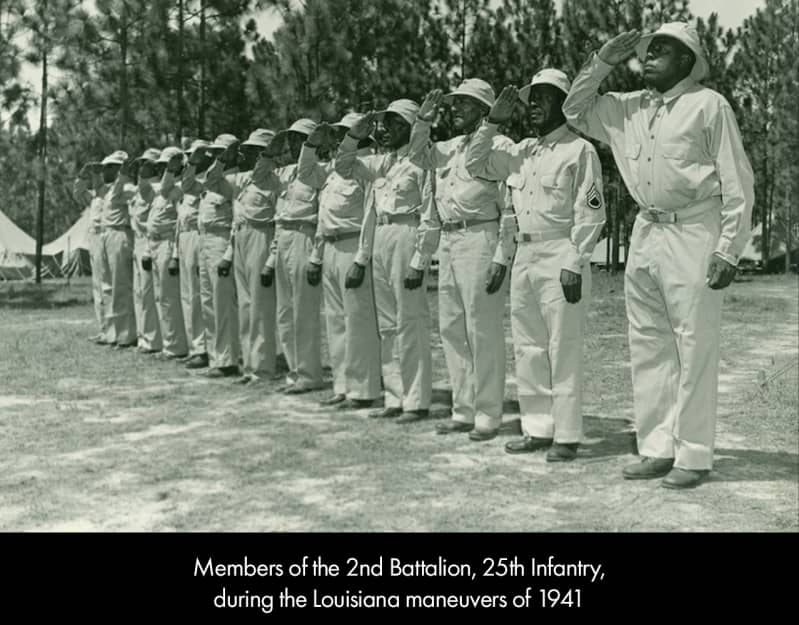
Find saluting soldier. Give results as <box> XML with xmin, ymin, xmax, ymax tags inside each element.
<box><xmin>193</xmin><ymin>134</ymin><xmax>242</xmax><ymax>378</ymax></box>
<box><xmin>145</xmin><ymin>146</ymin><xmax>189</xmax><ymax>360</ymax></box>
<box><xmin>467</xmin><ymin>70</ymin><xmax>606</xmax><ymax>460</ymax></box>
<box><xmin>298</xmin><ymin>113</ymin><xmax>382</xmax><ymax>410</ymax></box>
<box><xmin>563</xmin><ymin>23</ymin><xmax>754</xmax><ymax>487</ymax></box>
<box><xmin>131</xmin><ymin>148</ymin><xmax>164</xmax><ymax>354</ymax></box>
<box><xmin>410</xmin><ymin>78</ymin><xmax>515</xmax><ymax>441</ymax></box>
<box><xmin>230</xmin><ymin>128</ymin><xmax>280</xmax><ymax>385</ymax></box>
<box><xmin>75</xmin><ymin>161</ymin><xmax>112</xmax><ymax>344</ymax></box>
<box><xmin>335</xmin><ymin>100</ymin><xmax>435</xmax><ymax>423</ymax></box>
<box><xmin>98</xmin><ymin>150</ymin><xmax>138</xmax><ymax>349</ymax></box>
<box><xmin>259</xmin><ymin>119</ymin><xmax>325</xmax><ymax>395</ymax></box>
<box><xmin>174</xmin><ymin>139</ymin><xmax>212</xmax><ymax>370</ymax></box>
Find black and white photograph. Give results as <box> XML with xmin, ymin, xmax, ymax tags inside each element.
<box><xmin>0</xmin><ymin>0</ymin><xmax>796</xmax><ymax>611</ymax></box>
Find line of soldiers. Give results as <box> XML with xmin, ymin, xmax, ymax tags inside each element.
<box><xmin>76</xmin><ymin>22</ymin><xmax>753</xmax><ymax>489</ymax></box>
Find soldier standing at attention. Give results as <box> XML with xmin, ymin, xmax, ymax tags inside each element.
<box><xmin>174</xmin><ymin>140</ymin><xmax>213</xmax><ymax>370</ymax></box>
<box><xmin>410</xmin><ymin>79</ymin><xmax>515</xmax><ymax>441</ymax></box>
<box><xmin>298</xmin><ymin>113</ymin><xmax>382</xmax><ymax>410</ymax></box>
<box><xmin>466</xmin><ymin>70</ymin><xmax>606</xmax><ymax>459</ymax></box>
<box><xmin>563</xmin><ymin>23</ymin><xmax>754</xmax><ymax>488</ymax></box>
<box><xmin>335</xmin><ymin>101</ymin><xmax>434</xmax><ymax>424</ymax></box>
<box><xmin>194</xmin><ymin>134</ymin><xmax>242</xmax><ymax>378</ymax></box>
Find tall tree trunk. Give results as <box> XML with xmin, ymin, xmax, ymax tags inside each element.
<box><xmin>785</xmin><ymin>186</ymin><xmax>792</xmax><ymax>274</ymax></box>
<box><xmin>460</xmin><ymin>0</ymin><xmax>466</xmax><ymax>80</ymax></box>
<box><xmin>612</xmin><ymin>177</ymin><xmax>622</xmax><ymax>273</ymax></box>
<box><xmin>35</xmin><ymin>0</ymin><xmax>48</xmax><ymax>284</ymax></box>
<box><xmin>177</xmin><ymin>0</ymin><xmax>185</xmax><ymax>141</ymax></box>
<box><xmin>198</xmin><ymin>0</ymin><xmax>206</xmax><ymax>137</ymax></box>
<box><xmin>120</xmin><ymin>4</ymin><xmax>129</xmax><ymax>144</ymax></box>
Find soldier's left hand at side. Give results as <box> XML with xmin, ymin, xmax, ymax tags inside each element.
<box><xmin>306</xmin><ymin>262</ymin><xmax>322</xmax><ymax>286</ymax></box>
<box><xmin>404</xmin><ymin>267</ymin><xmax>424</xmax><ymax>290</ymax></box>
<box><xmin>560</xmin><ymin>269</ymin><xmax>582</xmax><ymax>303</ymax></box>
<box><xmin>217</xmin><ymin>259</ymin><xmax>232</xmax><ymax>277</ymax></box>
<box><xmin>706</xmin><ymin>254</ymin><xmax>737</xmax><ymax>290</ymax></box>
<box><xmin>485</xmin><ymin>262</ymin><xmax>507</xmax><ymax>294</ymax></box>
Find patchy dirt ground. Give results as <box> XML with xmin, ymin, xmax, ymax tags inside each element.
<box><xmin>0</xmin><ymin>272</ymin><xmax>796</xmax><ymax>531</ymax></box>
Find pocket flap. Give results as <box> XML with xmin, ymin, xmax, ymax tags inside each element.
<box><xmin>661</xmin><ymin>141</ymin><xmax>700</xmax><ymax>160</ymax></box>
<box><xmin>541</xmin><ymin>174</ymin><xmax>562</xmax><ymax>189</ymax></box>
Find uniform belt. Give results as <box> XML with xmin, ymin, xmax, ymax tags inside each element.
<box><xmin>322</xmin><ymin>230</ymin><xmax>360</xmax><ymax>243</ymax></box>
<box><xmin>104</xmin><ymin>224</ymin><xmax>132</xmax><ymax>231</ymax></box>
<box><xmin>517</xmin><ymin>229</ymin><xmax>571</xmax><ymax>243</ymax></box>
<box><xmin>376</xmin><ymin>213</ymin><xmax>418</xmax><ymax>226</ymax></box>
<box><xmin>89</xmin><ymin>226</ymin><xmax>103</xmax><ymax>234</ymax></box>
<box><xmin>198</xmin><ymin>223</ymin><xmax>232</xmax><ymax>236</ymax></box>
<box><xmin>147</xmin><ymin>231</ymin><xmax>173</xmax><ymax>242</ymax></box>
<box><xmin>276</xmin><ymin>219</ymin><xmax>316</xmax><ymax>232</ymax></box>
<box><xmin>637</xmin><ymin>196</ymin><xmax>720</xmax><ymax>225</ymax></box>
<box><xmin>440</xmin><ymin>217</ymin><xmax>497</xmax><ymax>232</ymax></box>
<box><xmin>240</xmin><ymin>219</ymin><xmax>275</xmax><ymax>232</ymax></box>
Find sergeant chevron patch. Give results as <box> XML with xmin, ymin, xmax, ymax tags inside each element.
<box><xmin>586</xmin><ymin>183</ymin><xmax>602</xmax><ymax>210</ymax></box>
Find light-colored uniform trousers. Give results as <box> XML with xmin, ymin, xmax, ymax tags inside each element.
<box><xmin>88</xmin><ymin>229</ymin><xmax>112</xmax><ymax>339</ymax></box>
<box><xmin>438</xmin><ymin>222</ymin><xmax>507</xmax><ymax>430</ymax></box>
<box><xmin>150</xmin><ymin>237</ymin><xmax>188</xmax><ymax>356</ymax></box>
<box><xmin>132</xmin><ymin>234</ymin><xmax>162</xmax><ymax>351</ymax></box>
<box><xmin>323</xmin><ymin>236</ymin><xmax>381</xmax><ymax>400</ymax></box>
<box><xmin>234</xmin><ymin>222</ymin><xmax>277</xmax><ymax>377</ymax></box>
<box><xmin>198</xmin><ymin>230</ymin><xmax>239</xmax><ymax>368</ymax></box>
<box><xmin>512</xmin><ymin>237</ymin><xmax>591</xmax><ymax>443</ymax></box>
<box><xmin>626</xmin><ymin>209</ymin><xmax>723</xmax><ymax>471</ymax></box>
<box><xmin>101</xmin><ymin>227</ymin><xmax>137</xmax><ymax>345</ymax></box>
<box><xmin>178</xmin><ymin>229</ymin><xmax>206</xmax><ymax>357</ymax></box>
<box><xmin>373</xmin><ymin>222</ymin><xmax>432</xmax><ymax>411</ymax></box>
<box><xmin>275</xmin><ymin>225</ymin><xmax>322</xmax><ymax>387</ymax></box>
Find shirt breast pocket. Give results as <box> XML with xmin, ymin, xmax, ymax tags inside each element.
<box><xmin>660</xmin><ymin>141</ymin><xmax>703</xmax><ymax>197</ymax></box>
<box><xmin>291</xmin><ymin>183</ymin><xmax>316</xmax><ymax>203</ymax></box>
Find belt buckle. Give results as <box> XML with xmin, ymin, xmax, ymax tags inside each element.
<box><xmin>520</xmin><ymin>233</ymin><xmax>531</xmax><ymax>243</ymax></box>
<box><xmin>648</xmin><ymin>210</ymin><xmax>678</xmax><ymax>224</ymax></box>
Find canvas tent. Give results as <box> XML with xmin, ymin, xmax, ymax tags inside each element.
<box><xmin>0</xmin><ymin>209</ymin><xmax>37</xmax><ymax>280</ymax></box>
<box><xmin>43</xmin><ymin>208</ymin><xmax>92</xmax><ymax>276</ymax></box>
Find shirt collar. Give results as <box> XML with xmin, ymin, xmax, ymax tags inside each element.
<box><xmin>538</xmin><ymin>124</ymin><xmax>569</xmax><ymax>149</ymax></box>
<box><xmin>649</xmin><ymin>76</ymin><xmax>696</xmax><ymax>104</ymax></box>
<box><xmin>394</xmin><ymin>143</ymin><xmax>410</xmax><ymax>159</ymax></box>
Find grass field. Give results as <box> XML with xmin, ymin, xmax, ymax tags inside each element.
<box><xmin>0</xmin><ymin>271</ymin><xmax>796</xmax><ymax>531</ymax></box>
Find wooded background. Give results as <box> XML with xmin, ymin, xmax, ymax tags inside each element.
<box><xmin>1</xmin><ymin>0</ymin><xmax>796</xmax><ymax>271</ymax></box>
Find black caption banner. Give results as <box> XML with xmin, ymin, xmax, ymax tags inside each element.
<box><xmin>2</xmin><ymin>533</ymin><xmax>795</xmax><ymax>617</ymax></box>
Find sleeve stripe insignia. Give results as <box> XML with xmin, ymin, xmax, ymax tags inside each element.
<box><xmin>586</xmin><ymin>183</ymin><xmax>602</xmax><ymax>210</ymax></box>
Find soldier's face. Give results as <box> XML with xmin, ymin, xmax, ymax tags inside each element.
<box><xmin>451</xmin><ymin>95</ymin><xmax>485</xmax><ymax>131</ymax></box>
<box><xmin>643</xmin><ymin>36</ymin><xmax>693</xmax><ymax>90</ymax></box>
<box><xmin>139</xmin><ymin>161</ymin><xmax>156</xmax><ymax>179</ymax></box>
<box><xmin>102</xmin><ymin>164</ymin><xmax>120</xmax><ymax>183</ymax></box>
<box><xmin>238</xmin><ymin>145</ymin><xmax>261</xmax><ymax>171</ymax></box>
<box><xmin>527</xmin><ymin>85</ymin><xmax>563</xmax><ymax>130</ymax></box>
<box><xmin>378</xmin><ymin>113</ymin><xmax>410</xmax><ymax>150</ymax></box>
<box><xmin>333</xmin><ymin>125</ymin><xmax>348</xmax><ymax>149</ymax></box>
<box><xmin>192</xmin><ymin>150</ymin><xmax>214</xmax><ymax>174</ymax></box>
<box><xmin>287</xmin><ymin>132</ymin><xmax>305</xmax><ymax>161</ymax></box>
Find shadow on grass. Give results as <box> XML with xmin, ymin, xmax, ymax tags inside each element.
<box><xmin>0</xmin><ymin>281</ymin><xmax>92</xmax><ymax>309</ymax></box>
<box><xmin>580</xmin><ymin>415</ymin><xmax>637</xmax><ymax>459</ymax></box>
<box><xmin>709</xmin><ymin>448</ymin><xmax>799</xmax><ymax>483</ymax></box>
